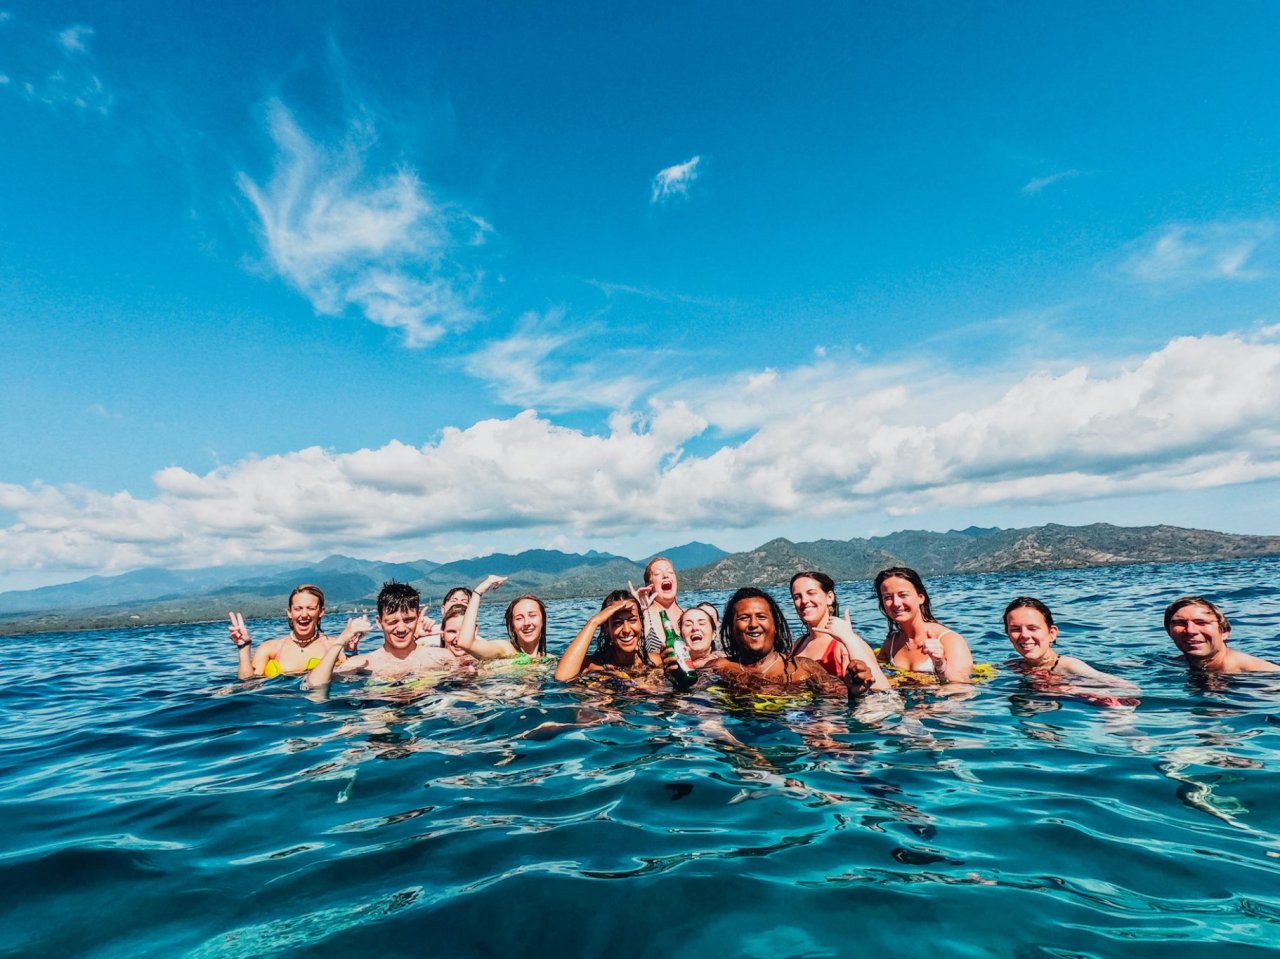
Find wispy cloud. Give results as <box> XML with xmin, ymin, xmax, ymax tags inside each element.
<box><xmin>86</xmin><ymin>403</ymin><xmax>123</xmax><ymax>420</ymax></box>
<box><xmin>651</xmin><ymin>155</ymin><xmax>702</xmax><ymax>204</ymax></box>
<box><xmin>1022</xmin><ymin>169</ymin><xmax>1079</xmax><ymax>194</ymax></box>
<box><xmin>1119</xmin><ymin>220</ymin><xmax>1276</xmax><ymax>285</ymax></box>
<box><xmin>464</xmin><ymin>309</ymin><xmax>653</xmax><ymax>411</ymax></box>
<box><xmin>0</xmin><ymin>19</ymin><xmax>111</xmax><ymax>114</ymax></box>
<box><xmin>57</xmin><ymin>24</ymin><xmax>92</xmax><ymax>52</ymax></box>
<box><xmin>4</xmin><ymin>328</ymin><xmax>1280</xmax><ymax>577</ymax></box>
<box><xmin>238</xmin><ymin>101</ymin><xmax>490</xmax><ymax>347</ymax></box>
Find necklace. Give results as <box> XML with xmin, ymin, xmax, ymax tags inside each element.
<box><xmin>292</xmin><ymin>630</ymin><xmax>322</xmax><ymax>650</ymax></box>
<box><xmin>750</xmin><ymin>651</ymin><xmax>779</xmax><ymax>675</ymax></box>
<box><xmin>1041</xmin><ymin>650</ymin><xmax>1061</xmax><ymax>672</ymax></box>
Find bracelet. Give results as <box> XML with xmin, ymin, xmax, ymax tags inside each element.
<box><xmin>235</xmin><ymin>640</ymin><xmax>250</xmax><ymax>649</ymax></box>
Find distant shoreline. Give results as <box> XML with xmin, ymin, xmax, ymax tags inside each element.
<box><xmin>4</xmin><ymin>521</ymin><xmax>1278</xmax><ymax>637</ymax></box>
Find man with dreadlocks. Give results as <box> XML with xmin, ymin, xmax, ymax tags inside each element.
<box><xmin>680</xmin><ymin>587</ymin><xmax>880</xmax><ymax>700</ymax></box>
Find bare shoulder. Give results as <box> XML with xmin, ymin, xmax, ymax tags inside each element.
<box><xmin>1057</xmin><ymin>655</ymin><xmax>1098</xmax><ymax>676</ymax></box>
<box><xmin>792</xmin><ymin>657</ymin><xmax>837</xmax><ymax>684</ymax></box>
<box><xmin>413</xmin><ymin>646</ymin><xmax>457</xmax><ymax>668</ymax></box>
<box><xmin>1227</xmin><ymin>649</ymin><xmax>1280</xmax><ymax>673</ymax></box>
<box><xmin>707</xmin><ymin>656</ymin><xmax>741</xmax><ymax>677</ymax></box>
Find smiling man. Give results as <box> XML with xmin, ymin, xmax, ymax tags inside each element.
<box><xmin>304</xmin><ymin>581</ymin><xmax>459</xmax><ymax>689</ymax></box>
<box><xmin>702</xmin><ymin>587</ymin><xmax>879</xmax><ymax>700</ymax></box>
<box><xmin>1164</xmin><ymin>596</ymin><xmax>1280</xmax><ymax>674</ymax></box>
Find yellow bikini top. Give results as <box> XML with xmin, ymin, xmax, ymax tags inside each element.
<box><xmin>261</xmin><ymin>641</ymin><xmax>342</xmax><ymax>678</ymax></box>
<box><xmin>874</xmin><ymin>647</ymin><xmax>997</xmax><ymax>685</ymax></box>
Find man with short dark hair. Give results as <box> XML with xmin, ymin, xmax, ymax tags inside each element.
<box><xmin>1165</xmin><ymin>596</ymin><xmax>1280</xmax><ymax>673</ymax></box>
<box><xmin>305</xmin><ymin>581</ymin><xmax>458</xmax><ymax>689</ymax></box>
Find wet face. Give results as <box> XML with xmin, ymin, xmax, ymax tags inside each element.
<box><xmin>606</xmin><ymin>602</ymin><xmax>644</xmax><ymax>654</ymax></box>
<box><xmin>791</xmin><ymin>577</ymin><xmax>835</xmax><ymax>629</ymax></box>
<box><xmin>879</xmin><ymin>576</ymin><xmax>924</xmax><ymax>626</ymax></box>
<box><xmin>1005</xmin><ymin>607</ymin><xmax>1058</xmax><ymax>663</ymax></box>
<box><xmin>1167</xmin><ymin>603</ymin><xmax>1229</xmax><ymax>662</ymax></box>
<box><xmin>442</xmin><ymin>614</ymin><xmax>467</xmax><ymax>658</ymax></box>
<box><xmin>732</xmin><ymin>597</ymin><xmax>776</xmax><ymax>659</ymax></box>
<box><xmin>511</xmin><ymin>599</ymin><xmax>544</xmax><ymax>653</ymax></box>
<box><xmin>648</xmin><ymin>560</ymin><xmax>678</xmax><ymax>604</ymax></box>
<box><xmin>443</xmin><ymin>589</ymin><xmax>469</xmax><ymax>610</ymax></box>
<box><xmin>680</xmin><ymin>608</ymin><xmax>716</xmax><ymax>657</ymax></box>
<box><xmin>286</xmin><ymin>592</ymin><xmax>324</xmax><ymax>641</ymax></box>
<box><xmin>377</xmin><ymin>607</ymin><xmax>421</xmax><ymax>652</ymax></box>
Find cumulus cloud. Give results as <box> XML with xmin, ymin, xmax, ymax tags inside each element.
<box><xmin>238</xmin><ymin>101</ymin><xmax>489</xmax><ymax>347</ymax></box>
<box><xmin>1119</xmin><ymin>220</ymin><xmax>1276</xmax><ymax>285</ymax></box>
<box><xmin>651</xmin><ymin>155</ymin><xmax>702</xmax><ymax>204</ymax></box>
<box><xmin>464</xmin><ymin>309</ymin><xmax>653</xmax><ymax>412</ymax></box>
<box><xmin>1022</xmin><ymin>169</ymin><xmax>1079</xmax><ymax>194</ymax></box>
<box><xmin>3</xmin><ymin>329</ymin><xmax>1280</xmax><ymax>577</ymax></box>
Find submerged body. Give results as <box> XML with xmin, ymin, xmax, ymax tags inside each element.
<box><xmin>874</xmin><ymin>568</ymin><xmax>974</xmax><ymax>683</ymax></box>
<box><xmin>1165</xmin><ymin>596</ymin><xmax>1280</xmax><ymax>674</ymax></box>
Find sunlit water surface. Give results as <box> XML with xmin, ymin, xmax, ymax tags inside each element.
<box><xmin>4</xmin><ymin>558</ymin><xmax>1280</xmax><ymax>958</ymax></box>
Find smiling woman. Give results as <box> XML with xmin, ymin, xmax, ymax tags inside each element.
<box><xmin>874</xmin><ymin>567</ymin><xmax>974</xmax><ymax>683</ymax></box>
<box><xmin>638</xmin><ymin>556</ymin><xmax>685</xmax><ymax>657</ymax></box>
<box><xmin>228</xmin><ymin>584</ymin><xmax>362</xmax><ymax>679</ymax></box>
<box><xmin>555</xmin><ymin>589</ymin><xmax>657</xmax><ymax>681</ymax></box>
<box><xmin>789</xmin><ymin>570</ymin><xmax>890</xmax><ymax>690</ymax></box>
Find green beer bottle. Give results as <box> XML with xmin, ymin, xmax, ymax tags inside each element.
<box><xmin>660</xmin><ymin>609</ymin><xmax>697</xmax><ymax>689</ymax></box>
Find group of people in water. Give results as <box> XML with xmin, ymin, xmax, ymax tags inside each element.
<box><xmin>227</xmin><ymin>557</ymin><xmax>1279</xmax><ymax>702</ymax></box>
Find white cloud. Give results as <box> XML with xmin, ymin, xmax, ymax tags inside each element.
<box><xmin>86</xmin><ymin>403</ymin><xmax>123</xmax><ymax>420</ymax></box>
<box><xmin>1022</xmin><ymin>169</ymin><xmax>1079</xmax><ymax>194</ymax></box>
<box><xmin>3</xmin><ymin>329</ymin><xmax>1280</xmax><ymax>578</ymax></box>
<box><xmin>651</xmin><ymin>155</ymin><xmax>702</xmax><ymax>204</ymax></box>
<box><xmin>0</xmin><ymin>20</ymin><xmax>111</xmax><ymax>113</ymax></box>
<box><xmin>238</xmin><ymin>101</ymin><xmax>489</xmax><ymax>347</ymax></box>
<box><xmin>57</xmin><ymin>24</ymin><xmax>92</xmax><ymax>52</ymax></box>
<box><xmin>464</xmin><ymin>309</ymin><xmax>653</xmax><ymax>412</ymax></box>
<box><xmin>1119</xmin><ymin>220</ymin><xmax>1276</xmax><ymax>285</ymax></box>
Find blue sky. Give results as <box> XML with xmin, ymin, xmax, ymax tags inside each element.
<box><xmin>2</xmin><ymin>2</ymin><xmax>1280</xmax><ymax>590</ymax></box>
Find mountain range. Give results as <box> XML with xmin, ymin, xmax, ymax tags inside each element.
<box><xmin>2</xmin><ymin>525</ymin><xmax>1277</xmax><ymax>635</ymax></box>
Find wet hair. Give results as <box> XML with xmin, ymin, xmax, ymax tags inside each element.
<box><xmin>719</xmin><ymin>587</ymin><xmax>794</xmax><ymax>663</ymax></box>
<box><xmin>682</xmin><ymin>602</ymin><xmax>720</xmax><ymax>634</ymax></box>
<box><xmin>679</xmin><ymin>604</ymin><xmax>720</xmax><ymax>654</ymax></box>
<box><xmin>442</xmin><ymin>586</ymin><xmax>473</xmax><ymax>608</ymax></box>
<box><xmin>789</xmin><ymin>570</ymin><xmax>841</xmax><ymax>617</ymax></box>
<box><xmin>377</xmin><ymin>581</ymin><xmax>420</xmax><ymax>619</ymax></box>
<box><xmin>1003</xmin><ymin>597</ymin><xmax>1055</xmax><ymax>629</ymax></box>
<box><xmin>1164</xmin><ymin>596</ymin><xmax>1231</xmax><ymax>635</ymax></box>
<box><xmin>504</xmin><ymin>594</ymin><xmax>547</xmax><ymax>656</ymax></box>
<box><xmin>873</xmin><ymin>566</ymin><xmax>937</xmax><ymax>640</ymax></box>
<box><xmin>594</xmin><ymin>589</ymin><xmax>646</xmax><ymax>664</ymax></box>
<box><xmin>287</xmin><ymin>584</ymin><xmax>325</xmax><ymax>610</ymax></box>
<box><xmin>644</xmin><ymin>556</ymin><xmax>675</xmax><ymax>586</ymax></box>
<box><xmin>439</xmin><ymin>602</ymin><xmax>469</xmax><ymax>647</ymax></box>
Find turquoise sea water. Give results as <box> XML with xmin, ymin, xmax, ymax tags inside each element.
<box><xmin>4</xmin><ymin>558</ymin><xmax>1280</xmax><ymax>958</ymax></box>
